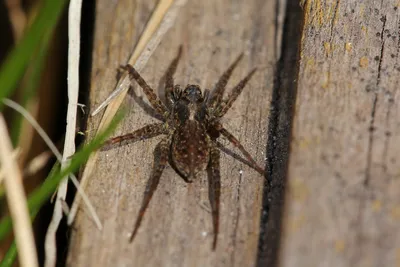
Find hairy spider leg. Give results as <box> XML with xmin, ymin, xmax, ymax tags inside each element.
<box><xmin>218</xmin><ymin>68</ymin><xmax>258</xmax><ymax>117</ymax></box>
<box><xmin>122</xmin><ymin>64</ymin><xmax>168</xmax><ymax>116</ymax></box>
<box><xmin>207</xmin><ymin>53</ymin><xmax>244</xmax><ymax>110</ymax></box>
<box><xmin>129</xmin><ymin>137</ymin><xmax>171</xmax><ymax>242</ymax></box>
<box><xmin>199</xmin><ymin>88</ymin><xmax>210</xmax><ymax>113</ymax></box>
<box><xmin>203</xmin><ymin>88</ymin><xmax>210</xmax><ymax>102</ymax></box>
<box><xmin>165</xmin><ymin>46</ymin><xmax>183</xmax><ymax>108</ymax></box>
<box><xmin>219</xmin><ymin>128</ymin><xmax>264</xmax><ymax>175</ymax></box>
<box><xmin>207</xmin><ymin>145</ymin><xmax>221</xmax><ymax>250</ymax></box>
<box><xmin>103</xmin><ymin>123</ymin><xmax>166</xmax><ymax>149</ymax></box>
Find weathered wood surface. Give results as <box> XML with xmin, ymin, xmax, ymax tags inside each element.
<box><xmin>67</xmin><ymin>0</ymin><xmax>282</xmax><ymax>266</ymax></box>
<box><xmin>280</xmin><ymin>1</ymin><xmax>400</xmax><ymax>267</ymax></box>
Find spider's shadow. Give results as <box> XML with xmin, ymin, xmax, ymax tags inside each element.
<box><xmin>216</xmin><ymin>141</ymin><xmax>265</xmax><ymax>175</ymax></box>
<box><xmin>127</xmin><ymin>87</ymin><xmax>164</xmax><ymax>122</ymax></box>
<box><xmin>156</xmin><ymin>68</ymin><xmax>168</xmax><ymax>105</ymax></box>
<box><xmin>126</xmin><ymin>63</ymin><xmax>172</xmax><ymax>122</ymax></box>
<box><xmin>146</xmin><ymin>141</ymin><xmax>164</xmax><ymax>186</ymax></box>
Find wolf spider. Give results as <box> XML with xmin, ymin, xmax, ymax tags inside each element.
<box><xmin>103</xmin><ymin>47</ymin><xmax>265</xmax><ymax>250</ymax></box>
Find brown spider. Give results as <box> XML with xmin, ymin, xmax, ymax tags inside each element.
<box><xmin>103</xmin><ymin>47</ymin><xmax>265</xmax><ymax>250</ymax></box>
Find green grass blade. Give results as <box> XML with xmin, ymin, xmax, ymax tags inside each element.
<box><xmin>0</xmin><ymin>204</ymin><xmax>41</xmax><ymax>267</ymax></box>
<box><xmin>0</xmin><ymin>0</ymin><xmax>68</xmax><ymax>110</ymax></box>
<box><xmin>0</xmin><ymin>112</ymin><xmax>123</xmax><ymax>241</ymax></box>
<box><xmin>10</xmin><ymin>28</ymin><xmax>53</xmax><ymax>145</ymax></box>
<box><xmin>0</xmin><ymin>242</ymin><xmax>17</xmax><ymax>267</ymax></box>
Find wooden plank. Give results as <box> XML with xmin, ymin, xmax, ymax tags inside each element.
<box><xmin>67</xmin><ymin>0</ymin><xmax>282</xmax><ymax>266</ymax></box>
<box><xmin>280</xmin><ymin>1</ymin><xmax>400</xmax><ymax>266</ymax></box>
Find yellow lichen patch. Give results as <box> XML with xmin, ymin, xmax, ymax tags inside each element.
<box><xmin>306</xmin><ymin>57</ymin><xmax>315</xmax><ymax>68</ymax></box>
<box><xmin>361</xmin><ymin>25</ymin><xmax>368</xmax><ymax>35</ymax></box>
<box><xmin>347</xmin><ymin>82</ymin><xmax>352</xmax><ymax>89</ymax></box>
<box><xmin>297</xmin><ymin>138</ymin><xmax>310</xmax><ymax>149</ymax></box>
<box><xmin>335</xmin><ymin>240</ymin><xmax>345</xmax><ymax>253</ymax></box>
<box><xmin>286</xmin><ymin>214</ymin><xmax>306</xmax><ymax>235</ymax></box>
<box><xmin>371</xmin><ymin>199</ymin><xmax>382</xmax><ymax>212</ymax></box>
<box><xmin>288</xmin><ymin>178</ymin><xmax>310</xmax><ymax>203</ymax></box>
<box><xmin>324</xmin><ymin>42</ymin><xmax>332</xmax><ymax>56</ymax></box>
<box><xmin>343</xmin><ymin>24</ymin><xmax>349</xmax><ymax>34</ymax></box>
<box><xmin>315</xmin><ymin>0</ymin><xmax>324</xmax><ymax>26</ymax></box>
<box><xmin>332</xmin><ymin>1</ymin><xmax>340</xmax><ymax>25</ymax></box>
<box><xmin>390</xmin><ymin>205</ymin><xmax>400</xmax><ymax>220</ymax></box>
<box><xmin>296</xmin><ymin>136</ymin><xmax>320</xmax><ymax>149</ymax></box>
<box><xmin>359</xmin><ymin>56</ymin><xmax>369</xmax><ymax>68</ymax></box>
<box><xmin>303</xmin><ymin>57</ymin><xmax>316</xmax><ymax>73</ymax></box>
<box><xmin>322</xmin><ymin>71</ymin><xmax>331</xmax><ymax>89</ymax></box>
<box><xmin>345</xmin><ymin>42</ymin><xmax>352</xmax><ymax>52</ymax></box>
<box><xmin>304</xmin><ymin>0</ymin><xmax>340</xmax><ymax>27</ymax></box>
<box><xmin>359</xmin><ymin>4</ymin><xmax>365</xmax><ymax>17</ymax></box>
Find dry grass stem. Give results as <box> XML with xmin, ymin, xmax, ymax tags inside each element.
<box><xmin>0</xmin><ymin>114</ymin><xmax>38</xmax><ymax>267</ymax></box>
<box><xmin>0</xmin><ymin>148</ymin><xmax>20</xmax><ymax>183</ymax></box>
<box><xmin>5</xmin><ymin>0</ymin><xmax>27</xmax><ymax>40</ymax></box>
<box><xmin>44</xmin><ymin>0</ymin><xmax>84</xmax><ymax>266</ymax></box>
<box><xmin>3</xmin><ymin>98</ymin><xmax>102</xmax><ymax>256</ymax></box>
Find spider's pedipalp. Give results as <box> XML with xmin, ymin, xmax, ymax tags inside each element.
<box><xmin>173</xmin><ymin>84</ymin><xmax>182</xmax><ymax>101</ymax></box>
<box><xmin>165</xmin><ymin>46</ymin><xmax>183</xmax><ymax>108</ymax></box>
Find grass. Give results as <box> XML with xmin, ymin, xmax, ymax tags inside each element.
<box><xmin>0</xmin><ymin>0</ymin><xmax>122</xmax><ymax>265</ymax></box>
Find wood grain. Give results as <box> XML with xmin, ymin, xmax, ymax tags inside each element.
<box><xmin>280</xmin><ymin>1</ymin><xmax>400</xmax><ymax>266</ymax></box>
<box><xmin>67</xmin><ymin>0</ymin><xmax>281</xmax><ymax>266</ymax></box>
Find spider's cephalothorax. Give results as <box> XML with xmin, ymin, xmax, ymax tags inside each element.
<box><xmin>103</xmin><ymin>47</ymin><xmax>264</xmax><ymax>250</ymax></box>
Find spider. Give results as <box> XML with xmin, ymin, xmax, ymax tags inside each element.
<box><xmin>103</xmin><ymin>46</ymin><xmax>265</xmax><ymax>250</ymax></box>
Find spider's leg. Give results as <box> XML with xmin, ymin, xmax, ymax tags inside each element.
<box><xmin>207</xmin><ymin>53</ymin><xmax>243</xmax><ymax>110</ymax></box>
<box><xmin>200</xmin><ymin>89</ymin><xmax>211</xmax><ymax>111</ymax></box>
<box><xmin>102</xmin><ymin>123</ymin><xmax>166</xmax><ymax>149</ymax></box>
<box><xmin>122</xmin><ymin>64</ymin><xmax>168</xmax><ymax>116</ymax></box>
<box><xmin>215</xmin><ymin>140</ymin><xmax>264</xmax><ymax>175</ymax></box>
<box><xmin>207</xmin><ymin>144</ymin><xmax>221</xmax><ymax>250</ymax></box>
<box><xmin>218</xmin><ymin>68</ymin><xmax>257</xmax><ymax>117</ymax></box>
<box><xmin>219</xmin><ymin>127</ymin><xmax>264</xmax><ymax>175</ymax></box>
<box><xmin>203</xmin><ymin>89</ymin><xmax>210</xmax><ymax>102</ymax></box>
<box><xmin>130</xmin><ymin>137</ymin><xmax>170</xmax><ymax>242</ymax></box>
<box><xmin>165</xmin><ymin>46</ymin><xmax>183</xmax><ymax>108</ymax></box>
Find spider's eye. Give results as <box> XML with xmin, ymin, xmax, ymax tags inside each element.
<box><xmin>183</xmin><ymin>85</ymin><xmax>203</xmax><ymax>102</ymax></box>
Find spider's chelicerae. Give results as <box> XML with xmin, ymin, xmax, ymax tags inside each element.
<box><xmin>103</xmin><ymin>47</ymin><xmax>265</xmax><ymax>250</ymax></box>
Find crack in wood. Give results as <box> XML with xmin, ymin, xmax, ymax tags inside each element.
<box><xmin>256</xmin><ymin>1</ymin><xmax>302</xmax><ymax>266</ymax></box>
<box><xmin>364</xmin><ymin>14</ymin><xmax>386</xmax><ymax>187</ymax></box>
<box><xmin>376</xmin><ymin>15</ymin><xmax>387</xmax><ymax>86</ymax></box>
<box><xmin>364</xmin><ymin>94</ymin><xmax>378</xmax><ymax>187</ymax></box>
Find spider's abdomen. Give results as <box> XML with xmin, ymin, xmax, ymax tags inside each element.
<box><xmin>172</xmin><ymin>120</ymin><xmax>210</xmax><ymax>181</ymax></box>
